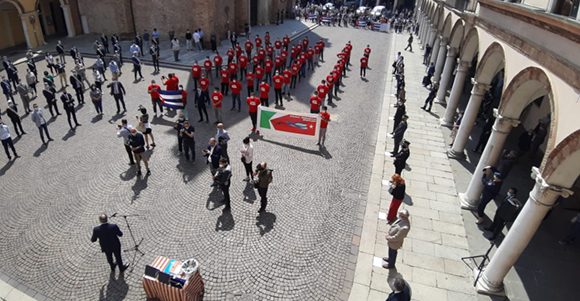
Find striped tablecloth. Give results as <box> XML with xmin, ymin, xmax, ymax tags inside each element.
<box><xmin>143</xmin><ymin>256</ymin><xmax>204</xmax><ymax>301</ymax></box>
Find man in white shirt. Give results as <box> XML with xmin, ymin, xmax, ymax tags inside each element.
<box><xmin>171</xmin><ymin>38</ymin><xmax>181</xmax><ymax>62</ymax></box>
<box><xmin>30</xmin><ymin>104</ymin><xmax>54</xmax><ymax>145</ymax></box>
<box><xmin>0</xmin><ymin>119</ymin><xmax>19</xmax><ymax>160</ymax></box>
<box><xmin>193</xmin><ymin>31</ymin><xmax>201</xmax><ymax>51</ymax></box>
<box><xmin>116</xmin><ymin>119</ymin><xmax>135</xmax><ymax>165</ymax></box>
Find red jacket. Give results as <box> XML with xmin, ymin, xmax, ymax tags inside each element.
<box><xmin>273</xmin><ymin>75</ymin><xmax>284</xmax><ymax>89</ymax></box>
<box><xmin>230</xmin><ymin>80</ymin><xmax>241</xmax><ymax>94</ymax></box>
<box><xmin>247</xmin><ymin>96</ymin><xmax>259</xmax><ymax>113</ymax></box>
<box><xmin>220</xmin><ymin>70</ymin><xmax>229</xmax><ymax>83</ymax></box>
<box><xmin>211</xmin><ymin>91</ymin><xmax>223</xmax><ymax>108</ymax></box>
<box><xmin>191</xmin><ymin>65</ymin><xmax>202</xmax><ymax>79</ymax></box>
<box><xmin>259</xmin><ymin>83</ymin><xmax>270</xmax><ymax>98</ymax></box>
<box><xmin>310</xmin><ymin>95</ymin><xmax>321</xmax><ymax>111</ymax></box>
<box><xmin>200</xmin><ymin>78</ymin><xmax>210</xmax><ymax>91</ymax></box>
<box><xmin>213</xmin><ymin>55</ymin><xmax>223</xmax><ymax>67</ymax></box>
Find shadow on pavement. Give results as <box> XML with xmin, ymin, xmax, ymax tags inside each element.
<box><xmin>242</xmin><ymin>182</ymin><xmax>257</xmax><ymax>204</ymax></box>
<box><xmin>0</xmin><ymin>160</ymin><xmax>15</xmax><ymax>176</ymax></box>
<box><xmin>215</xmin><ymin>210</ymin><xmax>235</xmax><ymax>232</ymax></box>
<box><xmin>131</xmin><ymin>173</ymin><xmax>149</xmax><ymax>203</ymax></box>
<box><xmin>98</xmin><ymin>271</ymin><xmax>128</xmax><ymax>301</ymax></box>
<box><xmin>256</xmin><ymin>211</ymin><xmax>276</xmax><ymax>236</ymax></box>
<box><xmin>33</xmin><ymin>143</ymin><xmax>48</xmax><ymax>157</ymax></box>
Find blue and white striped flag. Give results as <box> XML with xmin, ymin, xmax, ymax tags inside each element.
<box><xmin>159</xmin><ymin>90</ymin><xmax>185</xmax><ymax>109</ymax></box>
<box><xmin>372</xmin><ymin>22</ymin><xmax>382</xmax><ymax>31</ymax></box>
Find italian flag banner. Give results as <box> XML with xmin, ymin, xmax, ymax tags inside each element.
<box><xmin>257</xmin><ymin>106</ymin><xmax>321</xmax><ymax>140</ymax></box>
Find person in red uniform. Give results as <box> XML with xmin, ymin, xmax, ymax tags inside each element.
<box><xmin>246</xmin><ymin>93</ymin><xmax>260</xmax><ymax>132</ymax></box>
<box><xmin>298</xmin><ymin>53</ymin><xmax>307</xmax><ymax>80</ymax></box>
<box><xmin>360</xmin><ymin>55</ymin><xmax>368</xmax><ymax>78</ymax></box>
<box><xmin>239</xmin><ymin>54</ymin><xmax>248</xmax><ymax>80</ymax></box>
<box><xmin>264</xmin><ymin>32</ymin><xmax>271</xmax><ymax>46</ymax></box>
<box><xmin>179</xmin><ymin>84</ymin><xmax>188</xmax><ymax>108</ymax></box>
<box><xmin>282</xmin><ymin>68</ymin><xmax>292</xmax><ymax>99</ymax></box>
<box><xmin>191</xmin><ymin>61</ymin><xmax>202</xmax><ymax>91</ymax></box>
<box><xmin>244</xmin><ymin>39</ymin><xmax>253</xmax><ymax>58</ymax></box>
<box><xmin>203</xmin><ymin>57</ymin><xmax>213</xmax><ymax>80</ymax></box>
<box><xmin>259</xmin><ymin>81</ymin><xmax>270</xmax><ymax>107</ymax></box>
<box><xmin>258</xmin><ymin>48</ymin><xmax>266</xmax><ymax>63</ymax></box>
<box><xmin>211</xmin><ymin>87</ymin><xmax>223</xmax><ymax>123</ymax></box>
<box><xmin>326</xmin><ymin>74</ymin><xmax>335</xmax><ymax>105</ymax></box>
<box><xmin>282</xmin><ymin>35</ymin><xmax>290</xmax><ymax>51</ymax></box>
<box><xmin>255</xmin><ymin>34</ymin><xmax>262</xmax><ymax>48</ymax></box>
<box><xmin>219</xmin><ymin>66</ymin><xmax>230</xmax><ymax>96</ymax></box>
<box><xmin>332</xmin><ymin>69</ymin><xmax>341</xmax><ymax>96</ymax></box>
<box><xmin>290</xmin><ymin>62</ymin><xmax>299</xmax><ymax>89</ymax></box>
<box><xmin>147</xmin><ymin>79</ymin><xmax>163</xmax><ymax>116</ymax></box>
<box><xmin>310</xmin><ymin>91</ymin><xmax>321</xmax><ymax>114</ymax></box>
<box><xmin>274</xmin><ymin>39</ymin><xmax>282</xmax><ymax>55</ymax></box>
<box><xmin>289</xmin><ymin>45</ymin><xmax>297</xmax><ymax>67</ymax></box>
<box><xmin>317</xmin><ymin>39</ymin><xmax>325</xmax><ymax>61</ymax></box>
<box><xmin>226</xmin><ymin>48</ymin><xmax>235</xmax><ymax>64</ymax></box>
<box><xmin>264</xmin><ymin>58</ymin><xmax>274</xmax><ymax>83</ymax></box>
<box><xmin>364</xmin><ymin>45</ymin><xmax>371</xmax><ymax>59</ymax></box>
<box><xmin>255</xmin><ymin>65</ymin><xmax>264</xmax><ymax>91</ymax></box>
<box><xmin>229</xmin><ymin>78</ymin><xmax>242</xmax><ymax>111</ymax></box>
<box><xmin>280</xmin><ymin>49</ymin><xmax>288</xmax><ymax>68</ymax></box>
<box><xmin>162</xmin><ymin>73</ymin><xmax>179</xmax><ymax>91</ymax></box>
<box><xmin>252</xmin><ymin>54</ymin><xmax>260</xmax><ymax>72</ymax></box>
<box><xmin>246</xmin><ymin>71</ymin><xmax>255</xmax><ymax>97</ymax></box>
<box><xmin>213</xmin><ymin>53</ymin><xmax>223</xmax><ymax>78</ymax></box>
<box><xmin>228</xmin><ymin>61</ymin><xmax>237</xmax><ymax>80</ymax></box>
<box><xmin>272</xmin><ymin>71</ymin><xmax>284</xmax><ymax>107</ymax></box>
<box><xmin>197</xmin><ymin>75</ymin><xmax>210</xmax><ymax>123</ymax></box>
<box><xmin>314</xmin><ymin>43</ymin><xmax>322</xmax><ymax>65</ymax></box>
<box><xmin>302</xmin><ymin>37</ymin><xmax>309</xmax><ymax>51</ymax></box>
<box><xmin>318</xmin><ymin>106</ymin><xmax>330</xmax><ymax>146</ymax></box>
<box><xmin>235</xmin><ymin>43</ymin><xmax>243</xmax><ymax>58</ymax></box>
<box><xmin>307</xmin><ymin>47</ymin><xmax>315</xmax><ymax>70</ymax></box>
<box><xmin>317</xmin><ymin>80</ymin><xmax>329</xmax><ymax>104</ymax></box>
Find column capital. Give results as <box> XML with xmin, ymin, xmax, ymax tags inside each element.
<box><xmin>439</xmin><ymin>37</ymin><xmax>448</xmax><ymax>46</ymax></box>
<box><xmin>470</xmin><ymin>79</ymin><xmax>490</xmax><ymax>96</ymax></box>
<box><xmin>456</xmin><ymin>60</ymin><xmax>471</xmax><ymax>71</ymax></box>
<box><xmin>492</xmin><ymin>109</ymin><xmax>520</xmax><ymax>133</ymax></box>
<box><xmin>530</xmin><ymin>167</ymin><xmax>574</xmax><ymax>206</ymax></box>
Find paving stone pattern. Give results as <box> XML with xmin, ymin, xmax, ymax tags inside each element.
<box><xmin>0</xmin><ymin>25</ymin><xmax>389</xmax><ymax>300</ymax></box>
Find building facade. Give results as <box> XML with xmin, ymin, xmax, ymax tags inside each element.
<box><xmin>0</xmin><ymin>0</ymin><xmax>294</xmax><ymax>50</ymax></box>
<box><xmin>415</xmin><ymin>0</ymin><xmax>579</xmax><ymax>296</ymax></box>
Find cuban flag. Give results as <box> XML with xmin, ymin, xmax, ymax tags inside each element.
<box><xmin>372</xmin><ymin>22</ymin><xmax>382</xmax><ymax>31</ymax></box>
<box><xmin>159</xmin><ymin>90</ymin><xmax>185</xmax><ymax>109</ymax></box>
<box><xmin>357</xmin><ymin>20</ymin><xmax>367</xmax><ymax>28</ymax></box>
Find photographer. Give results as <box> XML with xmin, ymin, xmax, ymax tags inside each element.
<box><xmin>254</xmin><ymin>162</ymin><xmax>273</xmax><ymax>213</ymax></box>
<box><xmin>180</xmin><ymin>120</ymin><xmax>195</xmax><ymax>161</ymax></box>
<box><xmin>213</xmin><ymin>158</ymin><xmax>232</xmax><ymax>211</ymax></box>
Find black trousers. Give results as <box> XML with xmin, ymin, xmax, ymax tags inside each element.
<box><xmin>47</xmin><ymin>101</ymin><xmax>60</xmax><ymax>116</ymax></box>
<box><xmin>75</xmin><ymin>88</ymin><xmax>84</xmax><ymax>103</ymax></box>
<box><xmin>274</xmin><ymin>89</ymin><xmax>283</xmax><ymax>106</ymax></box>
<box><xmin>249</xmin><ymin>112</ymin><xmax>257</xmax><ymax>129</ymax></box>
<box><xmin>1</xmin><ymin>138</ymin><xmax>17</xmax><ymax>158</ymax></box>
<box><xmin>152</xmin><ymin>98</ymin><xmax>163</xmax><ymax>114</ymax></box>
<box><xmin>38</xmin><ymin>124</ymin><xmax>52</xmax><ymax>143</ymax></box>
<box><xmin>65</xmin><ymin>109</ymin><xmax>79</xmax><ymax>129</ymax></box>
<box><xmin>423</xmin><ymin>96</ymin><xmax>434</xmax><ymax>111</ymax></box>
<box><xmin>260</xmin><ymin>97</ymin><xmax>269</xmax><ymax>107</ymax></box>
<box><xmin>221</xmin><ymin>82</ymin><xmax>229</xmax><ymax>95</ymax></box>
<box><xmin>113</xmin><ymin>94</ymin><xmax>127</xmax><ymax>112</ymax></box>
<box><xmin>257</xmin><ymin>186</ymin><xmax>268</xmax><ymax>211</ymax></box>
<box><xmin>243</xmin><ymin>161</ymin><xmax>253</xmax><ymax>179</ymax></box>
<box><xmin>393</xmin><ymin>137</ymin><xmax>402</xmax><ymax>154</ymax></box>
<box><xmin>221</xmin><ymin>184</ymin><xmax>231</xmax><ymax>209</ymax></box>
<box><xmin>197</xmin><ymin>104</ymin><xmax>209</xmax><ymax>121</ymax></box>
<box><xmin>177</xmin><ymin>135</ymin><xmax>183</xmax><ymax>152</ymax></box>
<box><xmin>104</xmin><ymin>249</ymin><xmax>124</xmax><ymax>269</ymax></box>
<box><xmin>360</xmin><ymin>67</ymin><xmax>366</xmax><ymax>77</ymax></box>
<box><xmin>394</xmin><ymin>163</ymin><xmax>405</xmax><ymax>175</ymax></box>
<box><xmin>152</xmin><ymin>58</ymin><xmax>160</xmax><ymax>71</ymax></box>
<box><xmin>124</xmin><ymin>144</ymin><xmax>135</xmax><ymax>163</ymax></box>
<box><xmin>10</xmin><ymin>119</ymin><xmax>24</xmax><ymax>136</ymax></box>
<box><xmin>183</xmin><ymin>140</ymin><xmax>195</xmax><ymax>160</ymax></box>
<box><xmin>134</xmin><ymin>66</ymin><xmax>143</xmax><ymax>80</ymax></box>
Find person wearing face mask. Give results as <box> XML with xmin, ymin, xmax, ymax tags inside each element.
<box><xmin>89</xmin><ymin>84</ymin><xmax>103</xmax><ymax>115</ymax></box>
<box><xmin>484</xmin><ymin>188</ymin><xmax>521</xmax><ymax>241</ymax></box>
<box><xmin>128</xmin><ymin>128</ymin><xmax>150</xmax><ymax>176</ymax></box>
<box><xmin>213</xmin><ymin>158</ymin><xmax>232</xmax><ymax>211</ymax></box>
<box><xmin>386</xmin><ymin>174</ymin><xmax>406</xmax><ymax>224</ymax></box>
<box><xmin>116</xmin><ymin>119</ymin><xmax>135</xmax><ymax>165</ymax></box>
<box><xmin>31</xmin><ymin>103</ymin><xmax>54</xmax><ymax>145</ymax></box>
<box><xmin>0</xmin><ymin>119</ymin><xmax>19</xmax><ymax>160</ymax></box>
<box><xmin>216</xmin><ymin>123</ymin><xmax>230</xmax><ymax>160</ymax></box>
<box><xmin>203</xmin><ymin>137</ymin><xmax>222</xmax><ymax>185</ymax></box>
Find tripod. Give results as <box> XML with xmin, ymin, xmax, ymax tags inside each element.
<box><xmin>111</xmin><ymin>213</ymin><xmax>145</xmax><ymax>257</ymax></box>
<box><xmin>461</xmin><ymin>242</ymin><xmax>495</xmax><ymax>286</ymax></box>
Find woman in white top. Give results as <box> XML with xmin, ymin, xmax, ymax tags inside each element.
<box><xmin>171</xmin><ymin>38</ymin><xmax>181</xmax><ymax>62</ymax></box>
<box><xmin>240</xmin><ymin>137</ymin><xmax>254</xmax><ymax>181</ymax></box>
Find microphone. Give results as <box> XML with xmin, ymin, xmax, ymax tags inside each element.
<box><xmin>111</xmin><ymin>212</ymin><xmax>118</xmax><ymax>218</ymax></box>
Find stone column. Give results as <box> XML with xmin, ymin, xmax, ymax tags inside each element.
<box><xmin>476</xmin><ymin>167</ymin><xmax>573</xmax><ymax>295</ymax></box>
<box><xmin>435</xmin><ymin>46</ymin><xmax>457</xmax><ymax>104</ymax></box>
<box><xmin>447</xmin><ymin>80</ymin><xmax>490</xmax><ymax>159</ymax></box>
<box><xmin>61</xmin><ymin>4</ymin><xmax>76</xmax><ymax>38</ymax></box>
<box><xmin>441</xmin><ymin>60</ymin><xmax>470</xmax><ymax>126</ymax></box>
<box><xmin>19</xmin><ymin>11</ymin><xmax>45</xmax><ymax>48</ymax></box>
<box><xmin>459</xmin><ymin>111</ymin><xmax>520</xmax><ymax>209</ymax></box>
<box><xmin>19</xmin><ymin>13</ymin><xmax>32</xmax><ymax>49</ymax></box>
<box><xmin>419</xmin><ymin>20</ymin><xmax>428</xmax><ymax>46</ymax></box>
<box><xmin>430</xmin><ymin>36</ymin><xmax>441</xmax><ymax>66</ymax></box>
<box><xmin>433</xmin><ymin>38</ymin><xmax>448</xmax><ymax>82</ymax></box>
<box><xmin>427</xmin><ymin>28</ymin><xmax>437</xmax><ymax>50</ymax></box>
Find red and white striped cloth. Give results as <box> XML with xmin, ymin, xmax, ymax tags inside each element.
<box><xmin>143</xmin><ymin>256</ymin><xmax>204</xmax><ymax>301</ymax></box>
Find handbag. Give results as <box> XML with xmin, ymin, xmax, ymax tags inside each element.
<box><xmin>241</xmin><ymin>156</ymin><xmax>246</xmax><ymax>163</ymax></box>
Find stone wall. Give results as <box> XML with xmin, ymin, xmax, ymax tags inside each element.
<box><xmin>77</xmin><ymin>0</ymin><xmax>133</xmax><ymax>35</ymax></box>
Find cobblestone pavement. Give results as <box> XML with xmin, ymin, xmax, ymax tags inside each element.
<box><xmin>0</xmin><ymin>25</ymin><xmax>390</xmax><ymax>300</ymax></box>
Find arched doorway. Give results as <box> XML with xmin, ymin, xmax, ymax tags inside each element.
<box><xmin>0</xmin><ymin>0</ymin><xmax>26</xmax><ymax>49</ymax></box>
<box><xmin>37</xmin><ymin>0</ymin><xmax>67</xmax><ymax>38</ymax></box>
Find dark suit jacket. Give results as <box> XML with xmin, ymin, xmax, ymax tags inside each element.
<box><xmin>205</xmin><ymin>144</ymin><xmax>222</xmax><ymax>169</ymax></box>
<box><xmin>393</xmin><ymin>121</ymin><xmax>407</xmax><ymax>141</ymax></box>
<box><xmin>91</xmin><ymin>223</ymin><xmax>123</xmax><ymax>253</ymax></box>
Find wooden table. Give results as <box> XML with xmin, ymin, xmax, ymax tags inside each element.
<box><xmin>142</xmin><ymin>256</ymin><xmax>204</xmax><ymax>301</ymax></box>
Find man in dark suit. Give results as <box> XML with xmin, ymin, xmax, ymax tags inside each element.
<box><xmin>91</xmin><ymin>214</ymin><xmax>129</xmax><ymax>272</ymax></box>
<box><xmin>203</xmin><ymin>137</ymin><xmax>222</xmax><ymax>185</ymax></box>
<box><xmin>107</xmin><ymin>79</ymin><xmax>127</xmax><ymax>113</ymax></box>
<box><xmin>391</xmin><ymin>115</ymin><xmax>408</xmax><ymax>156</ymax></box>
<box><xmin>393</xmin><ymin>140</ymin><xmax>410</xmax><ymax>175</ymax></box>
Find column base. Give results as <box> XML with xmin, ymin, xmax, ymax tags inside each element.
<box><xmin>475</xmin><ymin>269</ymin><xmax>506</xmax><ymax>296</ymax></box>
<box><xmin>439</xmin><ymin>118</ymin><xmax>452</xmax><ymax>127</ymax></box>
<box><xmin>459</xmin><ymin>192</ymin><xmax>478</xmax><ymax>210</ymax></box>
<box><xmin>434</xmin><ymin>97</ymin><xmax>446</xmax><ymax>105</ymax></box>
<box><xmin>447</xmin><ymin>148</ymin><xmax>465</xmax><ymax>159</ymax></box>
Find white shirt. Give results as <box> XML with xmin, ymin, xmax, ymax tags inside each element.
<box><xmin>0</xmin><ymin>124</ymin><xmax>11</xmax><ymax>140</ymax></box>
<box><xmin>193</xmin><ymin>32</ymin><xmax>201</xmax><ymax>43</ymax></box>
<box><xmin>171</xmin><ymin>39</ymin><xmax>180</xmax><ymax>51</ymax></box>
<box><xmin>241</xmin><ymin>143</ymin><xmax>254</xmax><ymax>163</ymax></box>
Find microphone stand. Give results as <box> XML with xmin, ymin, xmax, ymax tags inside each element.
<box><xmin>111</xmin><ymin>213</ymin><xmax>145</xmax><ymax>257</ymax></box>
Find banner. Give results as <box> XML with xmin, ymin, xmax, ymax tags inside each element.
<box><xmin>257</xmin><ymin>106</ymin><xmax>320</xmax><ymax>140</ymax></box>
<box><xmin>159</xmin><ymin>90</ymin><xmax>185</xmax><ymax>109</ymax></box>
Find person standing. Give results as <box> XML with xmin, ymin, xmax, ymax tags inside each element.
<box><xmin>107</xmin><ymin>79</ymin><xmax>127</xmax><ymax>114</ymax></box>
<box><xmin>31</xmin><ymin>104</ymin><xmax>53</xmax><ymax>145</ymax></box>
<box><xmin>1</xmin><ymin>76</ymin><xmax>15</xmax><ymax>103</ymax></box>
<box><xmin>246</xmin><ymin>93</ymin><xmax>259</xmax><ymax>133</ymax></box>
<box><xmin>382</xmin><ymin>209</ymin><xmax>410</xmax><ymax>269</ymax></box>
<box><xmin>360</xmin><ymin>55</ymin><xmax>368</xmax><ymax>78</ymax></box>
<box><xmin>219</xmin><ymin>66</ymin><xmax>230</xmax><ymax>96</ymax></box>
<box><xmin>26</xmin><ymin>69</ymin><xmax>37</xmax><ymax>96</ymax></box>
<box><xmin>54</xmin><ymin>59</ymin><xmax>67</xmax><ymax>89</ymax></box>
<box><xmin>213</xmin><ymin>158</ymin><xmax>232</xmax><ymax>211</ymax></box>
<box><xmin>180</xmin><ymin>120</ymin><xmax>196</xmax><ymax>161</ymax></box>
<box><xmin>318</xmin><ymin>106</ymin><xmax>330</xmax><ymax>146</ymax></box>
<box><xmin>386</xmin><ymin>174</ymin><xmax>406</xmax><ymax>223</ymax></box>
<box><xmin>203</xmin><ymin>137</ymin><xmax>222</xmax><ymax>178</ymax></box>
<box><xmin>254</xmin><ymin>162</ymin><xmax>273</xmax><ymax>213</ymax></box>
<box><xmin>310</xmin><ymin>91</ymin><xmax>321</xmax><ymax>114</ymax></box>
<box><xmin>191</xmin><ymin>61</ymin><xmax>202</xmax><ymax>91</ymax></box>
<box><xmin>69</xmin><ymin>71</ymin><xmax>85</xmax><ymax>104</ymax></box>
<box><xmin>61</xmin><ymin>90</ymin><xmax>81</xmax><ymax>130</ymax></box>
<box><xmin>216</xmin><ymin>123</ymin><xmax>230</xmax><ymax>160</ymax></box>
<box><xmin>0</xmin><ymin>119</ymin><xmax>19</xmax><ymax>160</ymax></box>
<box><xmin>149</xmin><ymin>44</ymin><xmax>160</xmax><ymax>73</ymax></box>
<box><xmin>404</xmin><ymin>34</ymin><xmax>413</xmax><ymax>52</ymax></box>
<box><xmin>128</xmin><ymin>128</ymin><xmax>151</xmax><ymax>176</ymax></box>
<box><xmin>196</xmin><ymin>82</ymin><xmax>210</xmax><ymax>123</ymax></box>
<box><xmin>147</xmin><ymin>80</ymin><xmax>163</xmax><ymax>116</ymax></box>
<box><xmin>211</xmin><ymin>87</ymin><xmax>224</xmax><ymax>123</ymax></box>
<box><xmin>240</xmin><ymin>137</ymin><xmax>254</xmax><ymax>181</ymax></box>
<box><xmin>391</xmin><ymin>114</ymin><xmax>408</xmax><ymax>156</ymax></box>
<box><xmin>116</xmin><ymin>119</ymin><xmax>135</xmax><ymax>165</ymax></box>
<box><xmin>229</xmin><ymin>78</ymin><xmax>242</xmax><ymax>111</ymax></box>
<box><xmin>193</xmin><ymin>30</ymin><xmax>202</xmax><ymax>51</ymax></box>
<box><xmin>90</xmin><ymin>214</ymin><xmax>129</xmax><ymax>272</ymax></box>
<box><xmin>132</xmin><ymin>54</ymin><xmax>144</xmax><ymax>81</ymax></box>
<box><xmin>89</xmin><ymin>84</ymin><xmax>104</xmax><ymax>115</ymax></box>
<box><xmin>185</xmin><ymin>30</ymin><xmax>193</xmax><ymax>51</ymax></box>
<box><xmin>421</xmin><ymin>83</ymin><xmax>438</xmax><ymax>112</ymax></box>
<box><xmin>56</xmin><ymin>41</ymin><xmax>66</xmax><ymax>63</ymax></box>
<box><xmin>476</xmin><ymin>170</ymin><xmax>503</xmax><ymax>224</ymax></box>
<box><xmin>171</xmin><ymin>38</ymin><xmax>181</xmax><ymax>62</ymax></box>
<box><xmin>41</xmin><ymin>83</ymin><xmax>60</xmax><ymax>117</ymax></box>
<box><xmin>136</xmin><ymin>107</ymin><xmax>155</xmax><ymax>149</ymax></box>
<box><xmin>484</xmin><ymin>187</ymin><xmax>521</xmax><ymax>240</ymax></box>
<box><xmin>259</xmin><ymin>81</ymin><xmax>270</xmax><ymax>107</ymax></box>
<box><xmin>16</xmin><ymin>80</ymin><xmax>32</xmax><ymax>113</ymax></box>
<box><xmin>273</xmin><ymin>71</ymin><xmax>284</xmax><ymax>107</ymax></box>
<box><xmin>423</xmin><ymin>44</ymin><xmax>432</xmax><ymax>65</ymax></box>
<box><xmin>393</xmin><ymin>140</ymin><xmax>410</xmax><ymax>175</ymax></box>
<box><xmin>386</xmin><ymin>277</ymin><xmax>411</xmax><ymax>301</ymax></box>
<box><xmin>6</xmin><ymin>105</ymin><xmax>25</xmax><ymax>136</ymax></box>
